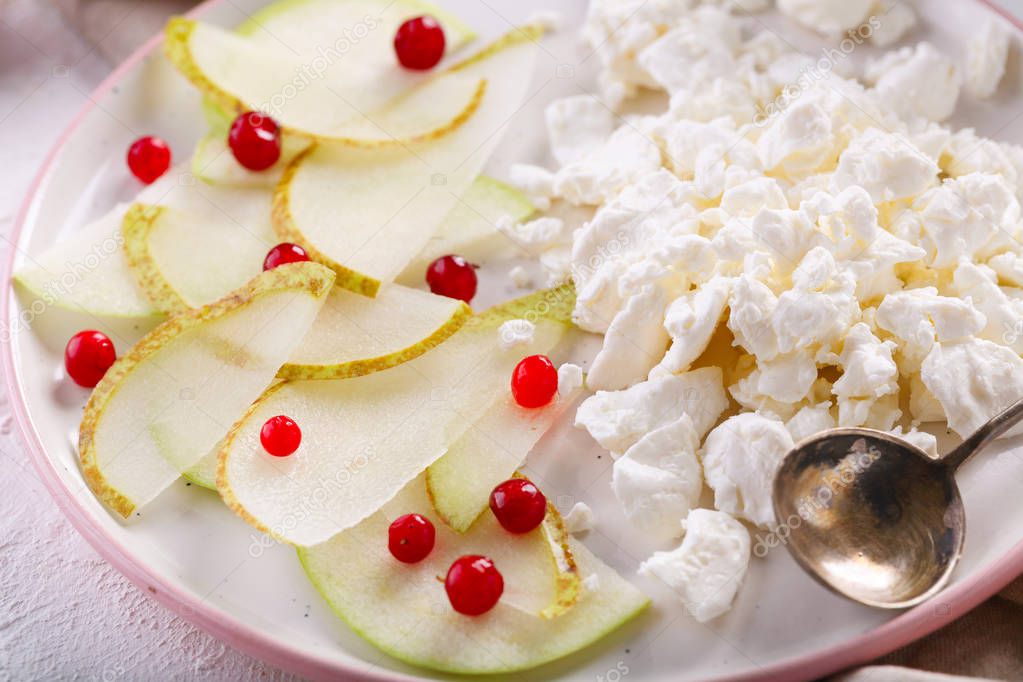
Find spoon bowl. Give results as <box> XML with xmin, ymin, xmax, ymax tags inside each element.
<box><xmin>773</xmin><ymin>398</ymin><xmax>1023</xmax><ymax>609</ymax></box>
<box><xmin>773</xmin><ymin>429</ymin><xmax>964</xmax><ymax>608</ymax></box>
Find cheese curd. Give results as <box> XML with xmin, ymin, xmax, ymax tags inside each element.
<box><xmin>639</xmin><ymin>508</ymin><xmax>751</xmax><ymax>623</ymax></box>
<box><xmin>564</xmin><ymin>502</ymin><xmax>596</xmax><ymax>534</ymax></box>
<box><xmin>702</xmin><ymin>413</ymin><xmax>795</xmax><ymax>528</ymax></box>
<box><xmin>921</xmin><ymin>339</ymin><xmax>1023</xmax><ymax>439</ymax></box>
<box><xmin>497</xmin><ymin>319</ymin><xmax>536</xmax><ymax>351</ymax></box>
<box><xmin>611</xmin><ymin>415</ymin><xmax>703</xmax><ymax>543</ymax></box>
<box><xmin>576</xmin><ymin>368</ymin><xmax>728</xmax><ymax>456</ymax></box>
<box><xmin>965</xmin><ymin>19</ymin><xmax>1011</xmax><ymax>99</ymax></box>
<box><xmin>541</xmin><ymin>0</ymin><xmax>1023</xmax><ymax>622</ymax></box>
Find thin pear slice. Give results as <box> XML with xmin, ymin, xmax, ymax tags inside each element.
<box><xmin>426</xmin><ymin>389</ymin><xmax>579</xmax><ymax>533</ymax></box>
<box><xmin>80</xmin><ymin>262</ymin><xmax>334</xmax><ymax>517</ymax></box>
<box><xmin>190</xmin><ymin>132</ymin><xmax>310</xmax><ymax>187</ymax></box>
<box><xmin>121</xmin><ymin>202</ymin><xmax>471</xmax><ymax>379</ymax></box>
<box><xmin>281</xmin><ymin>285</ymin><xmax>469</xmax><ymax>380</ymax></box>
<box><xmin>272</xmin><ymin>26</ymin><xmax>545</xmax><ymax>296</ymax></box>
<box><xmin>399</xmin><ymin>176</ymin><xmax>535</xmax><ymax>283</ymax></box>
<box><xmin>298</xmin><ymin>477</ymin><xmax>649</xmax><ymax>674</ymax></box>
<box><xmin>218</xmin><ymin>286</ymin><xmax>574</xmax><ymax>546</ymax></box>
<box><xmin>165</xmin><ymin>17</ymin><xmax>483</xmax><ymax>147</ymax></box>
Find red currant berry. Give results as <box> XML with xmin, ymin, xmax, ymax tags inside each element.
<box><xmin>489</xmin><ymin>478</ymin><xmax>547</xmax><ymax>534</ymax></box>
<box><xmin>260</xmin><ymin>415</ymin><xmax>301</xmax><ymax>457</ymax></box>
<box><xmin>394</xmin><ymin>16</ymin><xmax>446</xmax><ymax>70</ymax></box>
<box><xmin>510</xmin><ymin>354</ymin><xmax>558</xmax><ymax>408</ymax></box>
<box><xmin>64</xmin><ymin>330</ymin><xmax>116</xmax><ymax>388</ymax></box>
<box><xmin>426</xmin><ymin>254</ymin><xmax>477</xmax><ymax>302</ymax></box>
<box><xmin>263</xmin><ymin>242</ymin><xmax>310</xmax><ymax>271</ymax></box>
<box><xmin>445</xmin><ymin>555</ymin><xmax>503</xmax><ymax>616</ymax></box>
<box><xmin>388</xmin><ymin>513</ymin><xmax>436</xmax><ymax>563</ymax></box>
<box><xmin>228</xmin><ymin>111</ymin><xmax>282</xmax><ymax>171</ymax></box>
<box><xmin>126</xmin><ymin>136</ymin><xmax>171</xmax><ymax>184</ymax></box>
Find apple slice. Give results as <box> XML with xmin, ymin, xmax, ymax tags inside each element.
<box><xmin>165</xmin><ymin>16</ymin><xmax>483</xmax><ymax>147</ymax></box>
<box><xmin>426</xmin><ymin>390</ymin><xmax>579</xmax><ymax>533</ymax></box>
<box><xmin>298</xmin><ymin>476</ymin><xmax>649</xmax><ymax>674</ymax></box>
<box><xmin>80</xmin><ymin>262</ymin><xmax>334</xmax><ymax>517</ymax></box>
<box><xmin>272</xmin><ymin>25</ymin><xmax>546</xmax><ymax>296</ymax></box>
<box><xmin>399</xmin><ymin>176</ymin><xmax>535</xmax><ymax>283</ymax></box>
<box><xmin>218</xmin><ymin>285</ymin><xmax>574</xmax><ymax>546</ymax></box>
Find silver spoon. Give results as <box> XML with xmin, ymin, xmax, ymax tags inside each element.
<box><xmin>772</xmin><ymin>398</ymin><xmax>1023</xmax><ymax>609</ymax></box>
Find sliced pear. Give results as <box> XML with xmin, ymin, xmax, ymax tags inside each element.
<box><xmin>165</xmin><ymin>15</ymin><xmax>482</xmax><ymax>147</ymax></box>
<box><xmin>399</xmin><ymin>176</ymin><xmax>535</xmax><ymax>283</ymax></box>
<box><xmin>121</xmin><ymin>201</ymin><xmax>471</xmax><ymax>379</ymax></box>
<box><xmin>80</xmin><ymin>262</ymin><xmax>334</xmax><ymax>517</ymax></box>
<box><xmin>298</xmin><ymin>476</ymin><xmax>649</xmax><ymax>674</ymax></box>
<box><xmin>272</xmin><ymin>26</ymin><xmax>546</xmax><ymax>296</ymax></box>
<box><xmin>282</xmin><ymin>285</ymin><xmax>470</xmax><ymax>379</ymax></box>
<box><xmin>426</xmin><ymin>390</ymin><xmax>579</xmax><ymax>533</ymax></box>
<box><xmin>13</xmin><ymin>203</ymin><xmax>164</xmax><ymax>348</ymax></box>
<box><xmin>218</xmin><ymin>286</ymin><xmax>574</xmax><ymax>546</ymax></box>
<box><xmin>190</xmin><ymin>132</ymin><xmax>311</xmax><ymax>187</ymax></box>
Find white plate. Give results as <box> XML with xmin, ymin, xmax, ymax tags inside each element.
<box><xmin>6</xmin><ymin>1</ymin><xmax>1023</xmax><ymax>680</ymax></box>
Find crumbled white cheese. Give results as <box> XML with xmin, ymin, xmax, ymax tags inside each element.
<box><xmin>889</xmin><ymin>425</ymin><xmax>938</xmax><ymax>458</ymax></box>
<box><xmin>638</xmin><ymin>509</ymin><xmax>750</xmax><ymax>623</ymax></box>
<box><xmin>545</xmin><ymin>96</ymin><xmax>616</xmax><ymax>166</ymax></box>
<box><xmin>497</xmin><ymin>216</ymin><xmax>571</xmax><ymax>255</ymax></box>
<box><xmin>869</xmin><ymin>42</ymin><xmax>961</xmax><ymax>123</ymax></box>
<box><xmin>508</xmin><ymin>163</ymin><xmax>555</xmax><ymax>211</ymax></box>
<box><xmin>777</xmin><ymin>0</ymin><xmax>874</xmax><ymax>37</ymax></box>
<box><xmin>830</xmin><ymin>127</ymin><xmax>939</xmax><ymax>203</ymax></box>
<box><xmin>702</xmin><ymin>413</ymin><xmax>795</xmax><ymax>528</ymax></box>
<box><xmin>564</xmin><ymin>502</ymin><xmax>595</xmax><ymax>534</ymax></box>
<box><xmin>869</xmin><ymin>2</ymin><xmax>917</xmax><ymax>47</ymax></box>
<box><xmin>921</xmin><ymin>338</ymin><xmax>1023</xmax><ymax>439</ymax></box>
<box><xmin>508</xmin><ymin>265</ymin><xmax>533</xmax><ymax>289</ymax></box>
<box><xmin>953</xmin><ymin>261</ymin><xmax>1023</xmax><ymax>355</ymax></box>
<box><xmin>611</xmin><ymin>415</ymin><xmax>703</xmax><ymax>543</ymax></box>
<box><xmin>576</xmin><ymin>368</ymin><xmax>728</xmax><ymax>456</ymax></box>
<box><xmin>553</xmin><ymin>125</ymin><xmax>662</xmax><ymax>206</ymax></box>
<box><xmin>557</xmin><ymin>363</ymin><xmax>584</xmax><ymax>396</ymax></box>
<box><xmin>785</xmin><ymin>403</ymin><xmax>836</xmax><ymax>442</ymax></box>
<box><xmin>587</xmin><ymin>285</ymin><xmax>670</xmax><ymax>391</ymax></box>
<box><xmin>657</xmin><ymin>276</ymin><xmax>731</xmax><ymax>375</ymax></box>
<box><xmin>497</xmin><ymin>319</ymin><xmax>535</xmax><ymax>351</ymax></box>
<box><xmin>966</xmin><ymin>19</ymin><xmax>1011</xmax><ymax>99</ymax></box>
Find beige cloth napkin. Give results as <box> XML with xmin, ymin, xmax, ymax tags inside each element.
<box><xmin>56</xmin><ymin>1</ymin><xmax>1023</xmax><ymax>680</ymax></box>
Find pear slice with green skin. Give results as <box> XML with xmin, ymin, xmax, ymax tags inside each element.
<box><xmin>121</xmin><ymin>202</ymin><xmax>471</xmax><ymax>380</ymax></box>
<box><xmin>217</xmin><ymin>285</ymin><xmax>574</xmax><ymax>547</ymax></box>
<box><xmin>399</xmin><ymin>176</ymin><xmax>535</xmax><ymax>283</ymax></box>
<box><xmin>80</xmin><ymin>262</ymin><xmax>334</xmax><ymax>518</ymax></box>
<box><xmin>190</xmin><ymin>132</ymin><xmax>311</xmax><ymax>188</ymax></box>
<box><xmin>272</xmin><ymin>25</ymin><xmax>546</xmax><ymax>297</ymax></box>
<box><xmin>165</xmin><ymin>17</ymin><xmax>484</xmax><ymax>148</ymax></box>
<box><xmin>426</xmin><ymin>388</ymin><xmax>580</xmax><ymax>534</ymax></box>
<box><xmin>298</xmin><ymin>475</ymin><xmax>649</xmax><ymax>675</ymax></box>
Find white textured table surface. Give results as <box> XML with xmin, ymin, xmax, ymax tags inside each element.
<box><xmin>1</xmin><ymin>1</ymin><xmax>1021</xmax><ymax>680</ymax></box>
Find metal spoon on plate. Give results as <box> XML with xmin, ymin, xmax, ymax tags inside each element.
<box><xmin>772</xmin><ymin>398</ymin><xmax>1023</xmax><ymax>608</ymax></box>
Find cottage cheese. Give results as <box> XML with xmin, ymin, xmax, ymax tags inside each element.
<box><xmin>564</xmin><ymin>502</ymin><xmax>595</xmax><ymax>535</ymax></box>
<box><xmin>638</xmin><ymin>509</ymin><xmax>751</xmax><ymax>623</ymax></box>
<box><xmin>498</xmin><ymin>319</ymin><xmax>536</xmax><ymax>351</ymax></box>
<box><xmin>611</xmin><ymin>415</ymin><xmax>703</xmax><ymax>543</ymax></box>
<box><xmin>702</xmin><ymin>413</ymin><xmax>795</xmax><ymax>528</ymax></box>
<box><xmin>965</xmin><ymin>19</ymin><xmax>1011</xmax><ymax>99</ymax></box>
<box><xmin>534</xmin><ymin>0</ymin><xmax>1023</xmax><ymax>622</ymax></box>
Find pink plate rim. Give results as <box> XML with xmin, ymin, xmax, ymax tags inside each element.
<box><xmin>3</xmin><ymin>2</ymin><xmax>1022</xmax><ymax>680</ymax></box>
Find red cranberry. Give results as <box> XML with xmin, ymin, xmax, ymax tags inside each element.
<box><xmin>388</xmin><ymin>513</ymin><xmax>436</xmax><ymax>563</ymax></box>
<box><xmin>426</xmin><ymin>255</ymin><xmax>477</xmax><ymax>303</ymax></box>
<box><xmin>263</xmin><ymin>242</ymin><xmax>309</xmax><ymax>271</ymax></box>
<box><xmin>64</xmin><ymin>330</ymin><xmax>116</xmax><ymax>388</ymax></box>
<box><xmin>445</xmin><ymin>555</ymin><xmax>503</xmax><ymax>615</ymax></box>
<box><xmin>510</xmin><ymin>355</ymin><xmax>558</xmax><ymax>408</ymax></box>
<box><xmin>126</xmin><ymin>136</ymin><xmax>171</xmax><ymax>184</ymax></box>
<box><xmin>228</xmin><ymin>111</ymin><xmax>282</xmax><ymax>171</ymax></box>
<box><xmin>260</xmin><ymin>415</ymin><xmax>301</xmax><ymax>457</ymax></box>
<box><xmin>394</xmin><ymin>16</ymin><xmax>446</xmax><ymax>70</ymax></box>
<box><xmin>489</xmin><ymin>478</ymin><xmax>547</xmax><ymax>534</ymax></box>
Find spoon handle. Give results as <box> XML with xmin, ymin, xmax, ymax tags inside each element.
<box><xmin>942</xmin><ymin>397</ymin><xmax>1023</xmax><ymax>471</ymax></box>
